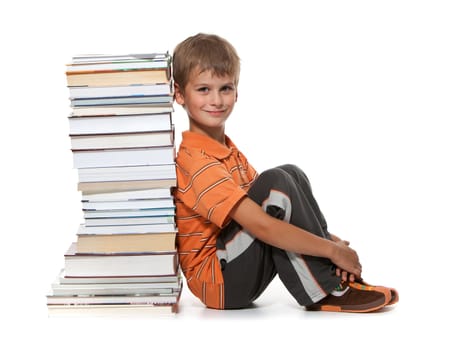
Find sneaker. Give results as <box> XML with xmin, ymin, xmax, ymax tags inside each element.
<box><xmin>305</xmin><ymin>281</ymin><xmax>392</xmax><ymax>313</ymax></box>
<box><xmin>355</xmin><ymin>278</ymin><xmax>399</xmax><ymax>306</ymax></box>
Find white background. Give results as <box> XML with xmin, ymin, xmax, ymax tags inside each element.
<box><xmin>1</xmin><ymin>0</ymin><xmax>451</xmax><ymax>349</ymax></box>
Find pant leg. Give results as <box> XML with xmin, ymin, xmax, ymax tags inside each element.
<box><xmin>216</xmin><ymin>165</ymin><xmax>340</xmax><ymax>308</ymax></box>
<box><xmin>276</xmin><ymin>164</ymin><xmax>329</xmax><ymax>236</ymax></box>
<box><xmin>217</xmin><ymin>233</ymin><xmax>277</xmax><ymax>309</ymax></box>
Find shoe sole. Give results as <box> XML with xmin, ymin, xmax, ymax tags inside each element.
<box><xmin>305</xmin><ymin>297</ymin><xmax>386</xmax><ymax>313</ymax></box>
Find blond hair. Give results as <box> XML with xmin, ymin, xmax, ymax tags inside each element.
<box><xmin>173</xmin><ymin>33</ymin><xmax>240</xmax><ymax>91</ymax></box>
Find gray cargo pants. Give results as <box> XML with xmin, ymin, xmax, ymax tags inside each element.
<box><xmin>216</xmin><ymin>164</ymin><xmax>341</xmax><ymax>309</ymax></box>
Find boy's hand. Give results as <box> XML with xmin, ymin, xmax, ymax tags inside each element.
<box><xmin>329</xmin><ymin>233</ymin><xmax>358</xmax><ymax>280</ymax></box>
<box><xmin>330</xmin><ymin>240</ymin><xmax>362</xmax><ymax>279</ymax></box>
<box><xmin>330</xmin><ymin>233</ymin><xmax>349</xmax><ymax>246</ymax></box>
<box><xmin>336</xmin><ymin>268</ymin><xmax>356</xmax><ymax>282</ymax></box>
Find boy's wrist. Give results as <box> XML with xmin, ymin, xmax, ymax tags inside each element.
<box><xmin>326</xmin><ymin>240</ymin><xmax>339</xmax><ymax>261</ymax></box>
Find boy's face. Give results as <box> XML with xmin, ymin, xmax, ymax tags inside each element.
<box><xmin>175</xmin><ymin>69</ymin><xmax>238</xmax><ymax>140</ymax></box>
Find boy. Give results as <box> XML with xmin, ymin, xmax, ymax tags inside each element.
<box><xmin>172</xmin><ymin>33</ymin><xmax>398</xmax><ymax>312</ymax></box>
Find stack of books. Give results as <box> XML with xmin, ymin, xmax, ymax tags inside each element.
<box><xmin>47</xmin><ymin>53</ymin><xmax>182</xmax><ymax>316</ymax></box>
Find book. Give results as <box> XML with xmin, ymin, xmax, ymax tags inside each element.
<box><xmin>64</xmin><ymin>243</ymin><xmax>178</xmax><ymax>277</ymax></box>
<box><xmin>69</xmin><ymin>113</ymin><xmax>172</xmax><ymax>135</ymax></box>
<box><xmin>58</xmin><ymin>269</ymin><xmax>180</xmax><ymax>284</ymax></box>
<box><xmin>47</xmin><ymin>290</ymin><xmax>180</xmax><ymax>305</ymax></box>
<box><xmin>70</xmin><ymin>52</ymin><xmax>170</xmax><ymax>63</ymax></box>
<box><xmin>50</xmin><ymin>271</ymin><xmax>182</xmax><ymax>296</ymax></box>
<box><xmin>70</xmin><ymin>95</ymin><xmax>173</xmax><ymax>107</ymax></box>
<box><xmin>71</xmin><ymin>130</ymin><xmax>174</xmax><ymax>150</ymax></box>
<box><xmin>51</xmin><ymin>285</ymin><xmax>177</xmax><ymax>296</ymax></box>
<box><xmin>81</xmin><ymin>188</ymin><xmax>172</xmax><ymax>201</ymax></box>
<box><xmin>83</xmin><ymin>207</ymin><xmax>175</xmax><ymax>219</ymax></box>
<box><xmin>68</xmin><ymin>83</ymin><xmax>172</xmax><ymax>99</ymax></box>
<box><xmin>81</xmin><ymin>198</ymin><xmax>175</xmax><ymax>211</ymax></box>
<box><xmin>72</xmin><ymin>146</ymin><xmax>175</xmax><ymax>168</ymax></box>
<box><xmin>76</xmin><ymin>232</ymin><xmax>176</xmax><ymax>254</ymax></box>
<box><xmin>77</xmin><ymin>164</ymin><xmax>176</xmax><ymax>182</ymax></box>
<box><xmin>84</xmin><ymin>215</ymin><xmax>174</xmax><ymax>227</ymax></box>
<box><xmin>66</xmin><ymin>69</ymin><xmax>171</xmax><ymax>87</ymax></box>
<box><xmin>71</xmin><ymin>104</ymin><xmax>173</xmax><ymax>117</ymax></box>
<box><xmin>47</xmin><ymin>303</ymin><xmax>178</xmax><ymax>316</ymax></box>
<box><xmin>67</xmin><ymin>54</ymin><xmax>171</xmax><ymax>72</ymax></box>
<box><xmin>77</xmin><ymin>223</ymin><xmax>176</xmax><ymax>235</ymax></box>
<box><xmin>78</xmin><ymin>179</ymin><xmax>177</xmax><ymax>194</ymax></box>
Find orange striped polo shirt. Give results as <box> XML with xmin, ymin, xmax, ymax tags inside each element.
<box><xmin>174</xmin><ymin>131</ymin><xmax>258</xmax><ymax>309</ymax></box>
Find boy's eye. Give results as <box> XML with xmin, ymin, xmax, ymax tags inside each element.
<box><xmin>221</xmin><ymin>85</ymin><xmax>233</xmax><ymax>92</ymax></box>
<box><xmin>195</xmin><ymin>85</ymin><xmax>235</xmax><ymax>93</ymax></box>
<box><xmin>220</xmin><ymin>85</ymin><xmax>235</xmax><ymax>94</ymax></box>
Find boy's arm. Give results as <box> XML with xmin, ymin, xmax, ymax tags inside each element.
<box><xmin>229</xmin><ymin>197</ymin><xmax>362</xmax><ymax>278</ymax></box>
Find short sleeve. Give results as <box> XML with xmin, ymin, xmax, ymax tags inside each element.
<box><xmin>176</xmin><ymin>150</ymin><xmax>247</xmax><ymax>228</ymax></box>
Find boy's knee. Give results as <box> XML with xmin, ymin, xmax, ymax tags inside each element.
<box><xmin>260</xmin><ymin>165</ymin><xmax>308</xmax><ymax>187</ymax></box>
<box><xmin>278</xmin><ymin>163</ymin><xmax>307</xmax><ymax>177</ymax></box>
<box><xmin>258</xmin><ymin>167</ymin><xmax>299</xmax><ymax>193</ymax></box>
<box><xmin>279</xmin><ymin>163</ymin><xmax>299</xmax><ymax>171</ymax></box>
<box><xmin>277</xmin><ymin>164</ymin><xmax>311</xmax><ymax>188</ymax></box>
<box><xmin>259</xmin><ymin>167</ymin><xmax>291</xmax><ymax>181</ymax></box>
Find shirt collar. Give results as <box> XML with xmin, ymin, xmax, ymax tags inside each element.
<box><xmin>180</xmin><ymin>131</ymin><xmax>237</xmax><ymax>159</ymax></box>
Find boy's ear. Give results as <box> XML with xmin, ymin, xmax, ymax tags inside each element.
<box><xmin>174</xmin><ymin>83</ymin><xmax>185</xmax><ymax>106</ymax></box>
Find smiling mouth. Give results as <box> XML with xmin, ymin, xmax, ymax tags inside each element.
<box><xmin>206</xmin><ymin>110</ymin><xmax>225</xmax><ymax>115</ymax></box>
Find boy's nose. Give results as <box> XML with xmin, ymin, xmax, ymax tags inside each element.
<box><xmin>210</xmin><ymin>91</ymin><xmax>223</xmax><ymax>107</ymax></box>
